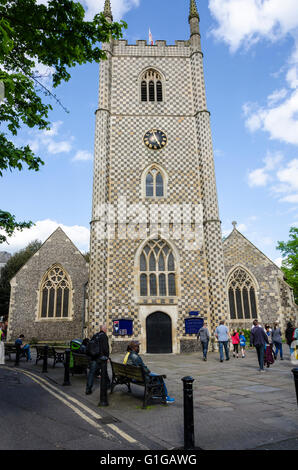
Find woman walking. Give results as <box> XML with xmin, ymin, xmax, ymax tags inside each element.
<box><xmin>231</xmin><ymin>330</ymin><xmax>240</xmax><ymax>358</ymax></box>
<box><xmin>264</xmin><ymin>325</ymin><xmax>275</xmax><ymax>368</ymax></box>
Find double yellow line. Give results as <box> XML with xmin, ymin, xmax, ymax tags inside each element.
<box><xmin>3</xmin><ymin>366</ymin><xmax>143</xmax><ymax>448</ymax></box>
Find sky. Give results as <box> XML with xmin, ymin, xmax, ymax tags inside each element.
<box><xmin>1</xmin><ymin>0</ymin><xmax>298</xmax><ymax>267</ymax></box>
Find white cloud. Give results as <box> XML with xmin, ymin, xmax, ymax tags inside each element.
<box><xmin>82</xmin><ymin>0</ymin><xmax>140</xmax><ymax>21</ymax></box>
<box><xmin>37</xmin><ymin>0</ymin><xmax>140</xmax><ymax>21</ymax></box>
<box><xmin>72</xmin><ymin>150</ymin><xmax>93</xmax><ymax>162</ymax></box>
<box><xmin>267</xmin><ymin>88</ymin><xmax>288</xmax><ymax>107</ymax></box>
<box><xmin>274</xmin><ymin>257</ymin><xmax>283</xmax><ymax>267</ymax></box>
<box><xmin>27</xmin><ymin>121</ymin><xmax>73</xmax><ymax>156</ymax></box>
<box><xmin>244</xmin><ymin>90</ymin><xmax>298</xmax><ymax>145</ymax></box>
<box><xmin>248</xmin><ymin>155</ymin><xmax>298</xmax><ymax>204</ymax></box>
<box><xmin>248</xmin><ymin>152</ymin><xmax>283</xmax><ymax>187</ymax></box>
<box><xmin>277</xmin><ymin>158</ymin><xmax>298</xmax><ymax>191</ymax></box>
<box><xmin>209</xmin><ymin>0</ymin><xmax>298</xmax><ymax>52</ymax></box>
<box><xmin>47</xmin><ymin>140</ymin><xmax>72</xmax><ymax>154</ymax></box>
<box><xmin>209</xmin><ymin>0</ymin><xmax>298</xmax><ymax>147</ymax></box>
<box><xmin>0</xmin><ymin>219</ymin><xmax>90</xmax><ymax>254</ymax></box>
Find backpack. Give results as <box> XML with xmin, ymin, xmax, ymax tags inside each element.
<box><xmin>86</xmin><ymin>335</ymin><xmax>100</xmax><ymax>357</ymax></box>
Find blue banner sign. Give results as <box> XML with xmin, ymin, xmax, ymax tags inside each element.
<box><xmin>189</xmin><ymin>311</ymin><xmax>199</xmax><ymax>316</ymax></box>
<box><xmin>185</xmin><ymin>318</ymin><xmax>204</xmax><ymax>335</ymax></box>
<box><xmin>113</xmin><ymin>319</ymin><xmax>133</xmax><ymax>336</ymax></box>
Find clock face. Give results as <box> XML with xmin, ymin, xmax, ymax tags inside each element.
<box><xmin>144</xmin><ymin>129</ymin><xmax>167</xmax><ymax>150</ymax></box>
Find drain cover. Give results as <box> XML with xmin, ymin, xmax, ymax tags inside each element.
<box><xmin>97</xmin><ymin>416</ymin><xmax>120</xmax><ymax>425</ymax></box>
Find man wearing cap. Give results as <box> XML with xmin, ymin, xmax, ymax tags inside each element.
<box><xmin>126</xmin><ymin>341</ymin><xmax>175</xmax><ymax>404</ymax></box>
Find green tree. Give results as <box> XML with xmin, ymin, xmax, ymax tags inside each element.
<box><xmin>277</xmin><ymin>227</ymin><xmax>298</xmax><ymax>303</ymax></box>
<box><xmin>0</xmin><ymin>0</ymin><xmax>126</xmax><ymax>243</ymax></box>
<box><xmin>0</xmin><ymin>240</ymin><xmax>42</xmax><ymax>316</ymax></box>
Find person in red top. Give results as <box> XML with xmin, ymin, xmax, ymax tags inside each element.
<box><xmin>231</xmin><ymin>330</ymin><xmax>240</xmax><ymax>358</ymax></box>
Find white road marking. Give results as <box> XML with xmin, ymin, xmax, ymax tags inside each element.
<box><xmin>3</xmin><ymin>367</ymin><xmax>139</xmax><ymax>446</ymax></box>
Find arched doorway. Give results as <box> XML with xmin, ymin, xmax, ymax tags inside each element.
<box><xmin>146</xmin><ymin>312</ymin><xmax>172</xmax><ymax>354</ymax></box>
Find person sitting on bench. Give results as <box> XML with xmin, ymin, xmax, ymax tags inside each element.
<box><xmin>126</xmin><ymin>340</ymin><xmax>175</xmax><ymax>404</ymax></box>
<box><xmin>15</xmin><ymin>334</ymin><xmax>32</xmax><ymax>364</ymax></box>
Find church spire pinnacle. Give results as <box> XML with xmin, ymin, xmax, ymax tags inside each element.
<box><xmin>103</xmin><ymin>0</ymin><xmax>113</xmax><ymax>22</ymax></box>
<box><xmin>189</xmin><ymin>0</ymin><xmax>200</xmax><ymax>23</ymax></box>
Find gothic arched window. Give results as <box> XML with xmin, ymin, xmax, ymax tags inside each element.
<box><xmin>39</xmin><ymin>265</ymin><xmax>71</xmax><ymax>319</ymax></box>
<box><xmin>140</xmin><ymin>69</ymin><xmax>164</xmax><ymax>103</ymax></box>
<box><xmin>143</xmin><ymin>165</ymin><xmax>166</xmax><ymax>198</ymax></box>
<box><xmin>228</xmin><ymin>268</ymin><xmax>258</xmax><ymax>321</ymax></box>
<box><xmin>139</xmin><ymin>239</ymin><xmax>177</xmax><ymax>297</ymax></box>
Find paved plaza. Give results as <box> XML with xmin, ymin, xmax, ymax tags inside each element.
<box><xmin>2</xmin><ymin>346</ymin><xmax>298</xmax><ymax>450</ymax></box>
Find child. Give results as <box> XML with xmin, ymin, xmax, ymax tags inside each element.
<box><xmin>239</xmin><ymin>331</ymin><xmax>246</xmax><ymax>358</ymax></box>
<box><xmin>231</xmin><ymin>329</ymin><xmax>240</xmax><ymax>358</ymax></box>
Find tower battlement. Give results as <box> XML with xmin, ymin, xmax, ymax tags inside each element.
<box><xmin>112</xmin><ymin>39</ymin><xmax>192</xmax><ymax>57</ymax></box>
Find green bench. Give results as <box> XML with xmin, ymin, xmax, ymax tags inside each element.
<box><xmin>110</xmin><ymin>360</ymin><xmax>167</xmax><ymax>409</ymax></box>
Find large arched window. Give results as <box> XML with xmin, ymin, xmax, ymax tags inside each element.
<box><xmin>39</xmin><ymin>265</ymin><xmax>71</xmax><ymax>319</ymax></box>
<box><xmin>140</xmin><ymin>69</ymin><xmax>163</xmax><ymax>103</ymax></box>
<box><xmin>139</xmin><ymin>239</ymin><xmax>177</xmax><ymax>297</ymax></box>
<box><xmin>228</xmin><ymin>268</ymin><xmax>258</xmax><ymax>320</ymax></box>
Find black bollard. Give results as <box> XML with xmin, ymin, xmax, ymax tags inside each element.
<box><xmin>292</xmin><ymin>368</ymin><xmax>298</xmax><ymax>406</ymax></box>
<box><xmin>98</xmin><ymin>358</ymin><xmax>109</xmax><ymax>407</ymax></box>
<box><xmin>63</xmin><ymin>349</ymin><xmax>71</xmax><ymax>386</ymax></box>
<box><xmin>42</xmin><ymin>345</ymin><xmax>48</xmax><ymax>373</ymax></box>
<box><xmin>182</xmin><ymin>376</ymin><xmax>195</xmax><ymax>450</ymax></box>
<box><xmin>15</xmin><ymin>346</ymin><xmax>21</xmax><ymax>367</ymax></box>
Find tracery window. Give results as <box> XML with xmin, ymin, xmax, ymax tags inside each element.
<box><xmin>139</xmin><ymin>239</ymin><xmax>177</xmax><ymax>297</ymax></box>
<box><xmin>145</xmin><ymin>166</ymin><xmax>165</xmax><ymax>197</ymax></box>
<box><xmin>39</xmin><ymin>265</ymin><xmax>71</xmax><ymax>319</ymax></box>
<box><xmin>228</xmin><ymin>268</ymin><xmax>258</xmax><ymax>320</ymax></box>
<box><xmin>140</xmin><ymin>69</ymin><xmax>163</xmax><ymax>102</ymax></box>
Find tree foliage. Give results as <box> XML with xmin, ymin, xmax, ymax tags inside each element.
<box><xmin>0</xmin><ymin>239</ymin><xmax>42</xmax><ymax>316</ymax></box>
<box><xmin>0</xmin><ymin>0</ymin><xmax>126</xmax><ymax>243</ymax></box>
<box><xmin>277</xmin><ymin>227</ymin><xmax>298</xmax><ymax>304</ymax></box>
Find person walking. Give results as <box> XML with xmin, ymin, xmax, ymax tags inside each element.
<box><xmin>264</xmin><ymin>325</ymin><xmax>275</xmax><ymax>368</ymax></box>
<box><xmin>272</xmin><ymin>322</ymin><xmax>283</xmax><ymax>360</ymax></box>
<box><xmin>285</xmin><ymin>322</ymin><xmax>295</xmax><ymax>356</ymax></box>
<box><xmin>197</xmin><ymin>322</ymin><xmax>210</xmax><ymax>361</ymax></box>
<box><xmin>86</xmin><ymin>325</ymin><xmax>110</xmax><ymax>395</ymax></box>
<box><xmin>0</xmin><ymin>323</ymin><xmax>5</xmax><ymax>365</ymax></box>
<box><xmin>250</xmin><ymin>320</ymin><xmax>269</xmax><ymax>372</ymax></box>
<box><xmin>231</xmin><ymin>329</ymin><xmax>240</xmax><ymax>358</ymax></box>
<box><xmin>215</xmin><ymin>320</ymin><xmax>230</xmax><ymax>363</ymax></box>
<box><xmin>239</xmin><ymin>331</ymin><xmax>246</xmax><ymax>358</ymax></box>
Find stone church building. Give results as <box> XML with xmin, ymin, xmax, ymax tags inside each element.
<box><xmin>6</xmin><ymin>0</ymin><xmax>298</xmax><ymax>352</ymax></box>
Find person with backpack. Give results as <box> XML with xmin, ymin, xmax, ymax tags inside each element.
<box><xmin>197</xmin><ymin>322</ymin><xmax>210</xmax><ymax>361</ymax></box>
<box><xmin>86</xmin><ymin>325</ymin><xmax>110</xmax><ymax>395</ymax></box>
<box><xmin>239</xmin><ymin>331</ymin><xmax>246</xmax><ymax>358</ymax></box>
<box><xmin>285</xmin><ymin>322</ymin><xmax>296</xmax><ymax>356</ymax></box>
<box><xmin>272</xmin><ymin>322</ymin><xmax>283</xmax><ymax>360</ymax></box>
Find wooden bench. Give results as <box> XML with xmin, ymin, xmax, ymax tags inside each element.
<box><xmin>4</xmin><ymin>343</ymin><xmax>27</xmax><ymax>361</ymax></box>
<box><xmin>71</xmin><ymin>352</ymin><xmax>90</xmax><ymax>375</ymax></box>
<box><xmin>110</xmin><ymin>360</ymin><xmax>167</xmax><ymax>408</ymax></box>
<box><xmin>35</xmin><ymin>345</ymin><xmax>65</xmax><ymax>368</ymax></box>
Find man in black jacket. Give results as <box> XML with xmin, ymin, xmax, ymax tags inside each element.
<box><xmin>86</xmin><ymin>325</ymin><xmax>110</xmax><ymax>395</ymax></box>
<box><xmin>250</xmin><ymin>320</ymin><xmax>269</xmax><ymax>372</ymax></box>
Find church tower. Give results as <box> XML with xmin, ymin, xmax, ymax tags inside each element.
<box><xmin>88</xmin><ymin>0</ymin><xmax>228</xmax><ymax>353</ymax></box>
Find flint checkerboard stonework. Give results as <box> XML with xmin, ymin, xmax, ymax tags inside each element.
<box><xmin>88</xmin><ymin>4</ymin><xmax>229</xmax><ymax>353</ymax></box>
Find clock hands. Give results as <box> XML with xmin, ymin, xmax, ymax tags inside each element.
<box><xmin>151</xmin><ymin>129</ymin><xmax>161</xmax><ymax>148</ymax></box>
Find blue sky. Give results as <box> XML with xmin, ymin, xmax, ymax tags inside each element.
<box><xmin>1</xmin><ymin>0</ymin><xmax>298</xmax><ymax>266</ymax></box>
